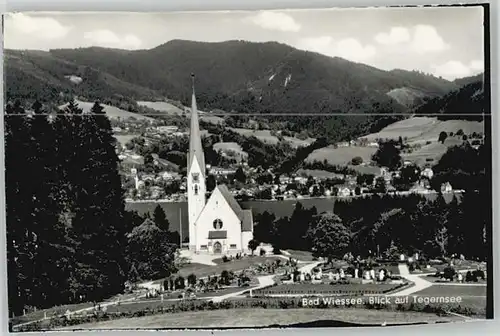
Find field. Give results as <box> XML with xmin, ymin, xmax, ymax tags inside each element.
<box><xmin>59</xmin><ymin>100</ymin><xmax>155</xmax><ymax>121</ymax></box>
<box><xmin>360</xmin><ymin>117</ymin><xmax>484</xmax><ymax>144</ymax></box>
<box><xmin>306</xmin><ymin>117</ymin><xmax>484</xmax><ymax>168</ymax></box>
<box><xmin>137</xmin><ymin>101</ymin><xmax>184</xmax><ymax>115</ymax></box>
<box><xmin>306</xmin><ymin>146</ymin><xmax>378</xmax><ymax>166</ymax></box>
<box><xmin>213</xmin><ymin>142</ymin><xmax>248</xmax><ymax>159</ymax></box>
<box><xmin>402</xmin><ymin>137</ymin><xmax>464</xmax><ymax>166</ymax></box>
<box><xmin>295</xmin><ymin>169</ymin><xmax>344</xmax><ymax>179</ymax></box>
<box><xmin>57</xmin><ymin>308</ymin><xmax>460</xmax><ymax>329</ymax></box>
<box><xmin>228</xmin><ymin>128</ymin><xmax>315</xmax><ymax>148</ymax></box>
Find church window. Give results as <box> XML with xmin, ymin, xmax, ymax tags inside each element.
<box><xmin>200</xmin><ymin>245</ymin><xmax>208</xmax><ymax>250</ymax></box>
<box><xmin>192</xmin><ymin>173</ymin><xmax>199</xmax><ymax>183</ymax></box>
<box><xmin>213</xmin><ymin>219</ymin><xmax>223</xmax><ymax>230</ymax></box>
<box><xmin>194</xmin><ymin>185</ymin><xmax>199</xmax><ymax>195</ymax></box>
<box><xmin>230</xmin><ymin>244</ymin><xmax>237</xmax><ymax>249</ymax></box>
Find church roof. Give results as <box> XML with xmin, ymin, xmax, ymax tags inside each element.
<box><xmin>188</xmin><ymin>77</ymin><xmax>205</xmax><ymax>177</ymax></box>
<box><xmin>242</xmin><ymin>210</ymin><xmax>253</xmax><ymax>232</ymax></box>
<box><xmin>216</xmin><ymin>184</ymin><xmax>253</xmax><ymax>232</ymax></box>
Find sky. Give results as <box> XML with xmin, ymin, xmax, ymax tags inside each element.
<box><xmin>3</xmin><ymin>6</ymin><xmax>485</xmax><ymax>80</ymax></box>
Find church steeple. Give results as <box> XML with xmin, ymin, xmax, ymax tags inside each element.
<box><xmin>188</xmin><ymin>73</ymin><xmax>205</xmax><ymax>177</ymax></box>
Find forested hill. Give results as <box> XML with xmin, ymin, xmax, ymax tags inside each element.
<box><xmin>413</xmin><ymin>79</ymin><xmax>487</xmax><ymax>121</ymax></box>
<box><xmin>6</xmin><ymin>40</ymin><xmax>458</xmax><ymax>115</ymax></box>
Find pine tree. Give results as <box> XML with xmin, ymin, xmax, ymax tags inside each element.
<box><xmin>153</xmin><ymin>204</ymin><xmax>170</xmax><ymax>232</ymax></box>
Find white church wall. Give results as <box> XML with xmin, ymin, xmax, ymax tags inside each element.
<box><xmin>195</xmin><ymin>187</ymin><xmax>243</xmax><ymax>254</ymax></box>
<box><xmin>187</xmin><ymin>157</ymin><xmax>206</xmax><ymax>250</ymax></box>
<box><xmin>241</xmin><ymin>231</ymin><xmax>254</xmax><ymax>254</ymax></box>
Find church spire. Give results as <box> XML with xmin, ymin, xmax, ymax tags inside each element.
<box><xmin>188</xmin><ymin>73</ymin><xmax>205</xmax><ymax>176</ymax></box>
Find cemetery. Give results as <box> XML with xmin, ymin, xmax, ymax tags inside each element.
<box><xmin>254</xmin><ymin>259</ymin><xmax>411</xmax><ymax>297</ymax></box>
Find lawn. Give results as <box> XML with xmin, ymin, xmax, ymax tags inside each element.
<box><xmin>9</xmin><ymin>302</ymin><xmax>95</xmax><ymax>326</ymax></box>
<box><xmin>213</xmin><ymin>142</ymin><xmax>248</xmax><ymax>158</ymax></box>
<box><xmin>228</xmin><ymin>128</ymin><xmax>315</xmax><ymax>148</ymax></box>
<box><xmin>256</xmin><ymin>283</ymin><xmax>402</xmax><ymax>295</ymax></box>
<box><xmin>161</xmin><ymin>256</ymin><xmax>281</xmax><ymax>281</ymax></box>
<box><xmin>59</xmin><ymin>100</ymin><xmax>155</xmax><ymax>121</ymax></box>
<box><xmin>306</xmin><ymin>146</ymin><xmax>377</xmax><ymax>166</ymax></box>
<box><xmin>412</xmin><ymin>284</ymin><xmax>487</xmax><ymax>297</ymax></box>
<box><xmin>295</xmin><ymin>169</ymin><xmax>344</xmax><ymax>180</ymax></box>
<box><xmin>411</xmin><ymin>285</ymin><xmax>487</xmax><ymax>317</ymax></box>
<box><xmin>57</xmin><ymin>308</ymin><xmax>461</xmax><ymax>329</ymax></box>
<box><xmin>402</xmin><ymin>137</ymin><xmax>463</xmax><ymax>166</ymax></box>
<box><xmin>137</xmin><ymin>101</ymin><xmax>184</xmax><ymax>115</ymax></box>
<box><xmin>360</xmin><ymin>117</ymin><xmax>484</xmax><ymax>143</ymax></box>
<box><xmin>284</xmin><ymin>250</ymin><xmax>315</xmax><ymax>261</ymax></box>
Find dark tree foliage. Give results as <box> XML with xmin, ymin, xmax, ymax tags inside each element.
<box><xmin>153</xmin><ymin>204</ymin><xmax>170</xmax><ymax>232</ymax></box>
<box><xmin>431</xmin><ymin>142</ymin><xmax>485</xmax><ymax>192</ymax></box>
<box><xmin>372</xmin><ymin>140</ymin><xmax>402</xmax><ymax>170</ymax></box>
<box><xmin>4</xmin><ymin>100</ymin><xmax>150</xmax><ymax>315</ymax></box>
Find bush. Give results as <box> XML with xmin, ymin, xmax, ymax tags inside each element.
<box><xmin>351</xmin><ymin>156</ymin><xmax>363</xmax><ymax>166</ymax></box>
<box><xmin>443</xmin><ymin>266</ymin><xmax>456</xmax><ymax>281</ymax></box>
<box><xmin>222</xmin><ymin>255</ymin><xmax>229</xmax><ymax>263</ymax></box>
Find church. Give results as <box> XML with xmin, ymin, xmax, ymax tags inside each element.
<box><xmin>187</xmin><ymin>76</ymin><xmax>254</xmax><ymax>255</ymax></box>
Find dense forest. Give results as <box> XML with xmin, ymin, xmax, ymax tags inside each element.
<box><xmin>4</xmin><ymin>101</ymin><xmax>178</xmax><ymax>316</ymax></box>
<box><xmin>6</xmin><ymin>40</ymin><xmax>457</xmax><ymax>114</ymax></box>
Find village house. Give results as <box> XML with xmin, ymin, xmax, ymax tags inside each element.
<box><xmin>421</xmin><ymin>167</ymin><xmax>434</xmax><ymax>179</ymax></box>
<box><xmin>441</xmin><ymin>182</ymin><xmax>453</xmax><ymax>193</ymax></box>
<box><xmin>338</xmin><ymin>186</ymin><xmax>353</xmax><ymax>197</ymax></box>
<box><xmin>157</xmin><ymin>125</ymin><xmax>179</xmax><ymax>134</ymax></box>
<box><xmin>209</xmin><ymin>167</ymin><xmax>237</xmax><ymax>176</ymax></box>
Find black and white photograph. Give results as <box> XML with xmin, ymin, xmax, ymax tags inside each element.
<box><xmin>2</xmin><ymin>3</ymin><xmax>493</xmax><ymax>331</ymax></box>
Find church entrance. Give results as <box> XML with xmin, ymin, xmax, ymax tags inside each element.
<box><xmin>213</xmin><ymin>242</ymin><xmax>222</xmax><ymax>254</ymax></box>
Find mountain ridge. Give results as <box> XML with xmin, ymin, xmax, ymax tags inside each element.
<box><xmin>5</xmin><ymin>39</ymin><xmax>459</xmax><ymax>115</ymax></box>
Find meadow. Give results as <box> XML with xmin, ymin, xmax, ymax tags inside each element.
<box><xmin>136</xmin><ymin>101</ymin><xmax>184</xmax><ymax>115</ymax></box>
<box><xmin>59</xmin><ymin>100</ymin><xmax>155</xmax><ymax>121</ymax></box>
<box><xmin>360</xmin><ymin>117</ymin><xmax>484</xmax><ymax>144</ymax></box>
<box><xmin>228</xmin><ymin>128</ymin><xmax>315</xmax><ymax>148</ymax></box>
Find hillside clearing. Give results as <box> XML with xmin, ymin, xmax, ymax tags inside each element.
<box><xmin>213</xmin><ymin>142</ymin><xmax>248</xmax><ymax>158</ymax></box>
<box><xmin>59</xmin><ymin>100</ymin><xmax>155</xmax><ymax>121</ymax></box>
<box><xmin>360</xmin><ymin>117</ymin><xmax>484</xmax><ymax>144</ymax></box>
<box><xmin>306</xmin><ymin>146</ymin><xmax>377</xmax><ymax>166</ymax></box>
<box><xmin>137</xmin><ymin>101</ymin><xmax>184</xmax><ymax>115</ymax></box>
<box><xmin>228</xmin><ymin>128</ymin><xmax>315</xmax><ymax>148</ymax></box>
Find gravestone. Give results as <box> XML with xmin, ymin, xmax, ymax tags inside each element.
<box><xmin>354</xmin><ymin>268</ymin><xmax>359</xmax><ymax>278</ymax></box>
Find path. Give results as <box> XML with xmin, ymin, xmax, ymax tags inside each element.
<box><xmin>387</xmin><ymin>264</ymin><xmax>432</xmax><ymax>297</ymax></box>
<box><xmin>210</xmin><ymin>260</ymin><xmax>321</xmax><ymax>303</ymax></box>
<box><xmin>210</xmin><ymin>274</ymin><xmax>275</xmax><ymax>303</ymax></box>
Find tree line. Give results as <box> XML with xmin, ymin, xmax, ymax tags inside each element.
<box><xmin>5</xmin><ymin>100</ymin><xmax>177</xmax><ymax>316</ymax></box>
<box><xmin>253</xmin><ymin>139</ymin><xmax>490</xmax><ymax>262</ymax></box>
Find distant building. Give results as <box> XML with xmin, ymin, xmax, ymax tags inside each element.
<box><xmin>421</xmin><ymin>168</ymin><xmax>434</xmax><ymax>179</ymax></box>
<box><xmin>441</xmin><ymin>182</ymin><xmax>453</xmax><ymax>193</ymax></box>
<box><xmin>338</xmin><ymin>186</ymin><xmax>352</xmax><ymax>197</ymax></box>
<box><xmin>157</xmin><ymin>125</ymin><xmax>179</xmax><ymax>134</ymax></box>
<box><xmin>209</xmin><ymin>167</ymin><xmax>237</xmax><ymax>176</ymax></box>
